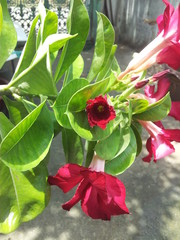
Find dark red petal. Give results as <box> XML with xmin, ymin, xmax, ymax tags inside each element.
<box><xmin>81</xmin><ymin>171</ymin><xmax>129</xmax><ymax>220</ymax></box>
<box><xmin>86</xmin><ymin>95</ymin><xmax>116</xmax><ymax>129</ymax></box>
<box><xmin>62</xmin><ymin>179</ymin><xmax>88</xmax><ymax>211</ymax></box>
<box><xmin>81</xmin><ymin>185</ymin><xmax>111</xmax><ymax>220</ymax></box>
<box><xmin>48</xmin><ymin>163</ymin><xmax>85</xmax><ymax>193</ymax></box>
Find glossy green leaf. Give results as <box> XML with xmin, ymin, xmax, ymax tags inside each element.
<box><xmin>3</xmin><ymin>96</ymin><xmax>28</xmax><ymax>125</ymax></box>
<box><xmin>63</xmin><ymin>54</ymin><xmax>84</xmax><ymax>86</ymax></box>
<box><xmin>0</xmin><ymin>160</ymin><xmax>50</xmax><ymax>234</ymax></box>
<box><xmin>12</xmin><ymin>15</ymin><xmax>39</xmax><ymax>80</ymax></box>
<box><xmin>9</xmin><ymin>34</ymin><xmax>74</xmax><ymax>97</ymax></box>
<box><xmin>62</xmin><ymin>128</ymin><xmax>83</xmax><ymax>165</ymax></box>
<box><xmin>131</xmin><ymin>123</ymin><xmax>142</xmax><ymax>156</ymax></box>
<box><xmin>96</xmin><ymin>44</ymin><xmax>117</xmax><ymax>82</ymax></box>
<box><xmin>134</xmin><ymin>93</ymin><xmax>171</xmax><ymax>121</ymax></box>
<box><xmin>87</xmin><ymin>12</ymin><xmax>105</xmax><ymax>82</ymax></box>
<box><xmin>0</xmin><ymin>113</ymin><xmax>14</xmax><ymax>140</ymax></box>
<box><xmin>87</xmin><ymin>12</ymin><xmax>115</xmax><ymax>82</ymax></box>
<box><xmin>53</xmin><ymin>78</ymin><xmax>88</xmax><ymax>129</ymax></box>
<box><xmin>42</xmin><ymin>10</ymin><xmax>58</xmax><ymax>43</ymax></box>
<box><xmin>114</xmin><ymin>125</ymin><xmax>131</xmax><ymax>158</ymax></box>
<box><xmin>0</xmin><ymin>102</ymin><xmax>54</xmax><ymax>171</ymax></box>
<box><xmin>105</xmin><ymin>128</ymin><xmax>137</xmax><ymax>175</ymax></box>
<box><xmin>0</xmin><ymin>0</ymin><xmax>17</xmax><ymax>68</ymax></box>
<box><xmin>131</xmin><ymin>98</ymin><xmax>149</xmax><ymax>114</ymax></box>
<box><xmin>95</xmin><ymin>126</ymin><xmax>121</xmax><ymax>160</ymax></box>
<box><xmin>54</xmin><ymin>0</ymin><xmax>90</xmax><ymax>82</ymax></box>
<box><xmin>68</xmin><ymin>77</ymin><xmax>110</xmax><ymax>112</ymax></box>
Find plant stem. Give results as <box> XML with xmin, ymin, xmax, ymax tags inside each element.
<box><xmin>0</xmin><ymin>84</ymin><xmax>11</xmax><ymax>96</ymax></box>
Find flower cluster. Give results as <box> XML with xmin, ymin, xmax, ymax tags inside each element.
<box><xmin>1</xmin><ymin>0</ymin><xmax>180</xmax><ymax>233</ymax></box>
<box><xmin>48</xmin><ymin>0</ymin><xmax>180</xmax><ymax>220</ymax></box>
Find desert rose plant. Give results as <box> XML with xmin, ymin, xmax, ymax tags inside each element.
<box><xmin>0</xmin><ymin>0</ymin><xmax>180</xmax><ymax>234</ymax></box>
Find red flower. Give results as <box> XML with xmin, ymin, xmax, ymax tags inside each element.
<box><xmin>138</xmin><ymin>120</ymin><xmax>180</xmax><ymax>162</ymax></box>
<box><xmin>48</xmin><ymin>156</ymin><xmax>129</xmax><ymax>220</ymax></box>
<box><xmin>86</xmin><ymin>95</ymin><xmax>116</xmax><ymax>129</ymax></box>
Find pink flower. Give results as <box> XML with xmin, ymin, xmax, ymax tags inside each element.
<box><xmin>48</xmin><ymin>155</ymin><xmax>129</xmax><ymax>220</ymax></box>
<box><xmin>156</xmin><ymin>43</ymin><xmax>180</xmax><ymax>70</ymax></box>
<box><xmin>86</xmin><ymin>95</ymin><xmax>116</xmax><ymax>130</ymax></box>
<box><xmin>144</xmin><ymin>77</ymin><xmax>180</xmax><ymax>121</ymax></box>
<box><xmin>118</xmin><ymin>0</ymin><xmax>180</xmax><ymax>79</ymax></box>
<box><xmin>144</xmin><ymin>77</ymin><xmax>170</xmax><ymax>103</ymax></box>
<box><xmin>138</xmin><ymin>120</ymin><xmax>180</xmax><ymax>162</ymax></box>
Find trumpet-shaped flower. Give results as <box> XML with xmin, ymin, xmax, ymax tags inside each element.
<box><xmin>86</xmin><ymin>95</ymin><xmax>116</xmax><ymax>129</ymax></box>
<box><xmin>48</xmin><ymin>155</ymin><xmax>129</xmax><ymax>220</ymax></box>
<box><xmin>138</xmin><ymin>120</ymin><xmax>180</xmax><ymax>162</ymax></box>
<box><xmin>118</xmin><ymin>0</ymin><xmax>180</xmax><ymax>79</ymax></box>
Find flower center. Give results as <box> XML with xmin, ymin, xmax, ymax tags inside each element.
<box><xmin>97</xmin><ymin>105</ymin><xmax>104</xmax><ymax>112</ymax></box>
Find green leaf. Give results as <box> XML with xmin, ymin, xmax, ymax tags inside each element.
<box><xmin>54</xmin><ymin>0</ymin><xmax>90</xmax><ymax>82</ymax></box>
<box><xmin>68</xmin><ymin>77</ymin><xmax>110</xmax><ymax>112</ymax></box>
<box><xmin>130</xmin><ymin>98</ymin><xmax>149</xmax><ymax>114</ymax></box>
<box><xmin>53</xmin><ymin>78</ymin><xmax>89</xmax><ymax>129</ymax></box>
<box><xmin>9</xmin><ymin>34</ymin><xmax>74</xmax><ymax>97</ymax></box>
<box><xmin>0</xmin><ymin>160</ymin><xmax>50</xmax><ymax>234</ymax></box>
<box><xmin>0</xmin><ymin>4</ymin><xmax>3</xmax><ymax>35</ymax></box>
<box><xmin>105</xmin><ymin>128</ymin><xmax>137</xmax><ymax>175</ymax></box>
<box><xmin>62</xmin><ymin>128</ymin><xmax>83</xmax><ymax>165</ymax></box>
<box><xmin>87</xmin><ymin>12</ymin><xmax>115</xmax><ymax>83</ymax></box>
<box><xmin>3</xmin><ymin>96</ymin><xmax>28</xmax><ymax>125</ymax></box>
<box><xmin>114</xmin><ymin>126</ymin><xmax>131</xmax><ymax>157</ymax></box>
<box><xmin>131</xmin><ymin>123</ymin><xmax>142</xmax><ymax>156</ymax></box>
<box><xmin>95</xmin><ymin>127</ymin><xmax>121</xmax><ymax>160</ymax></box>
<box><xmin>0</xmin><ymin>102</ymin><xmax>54</xmax><ymax>171</ymax></box>
<box><xmin>96</xmin><ymin>44</ymin><xmax>118</xmax><ymax>82</ymax></box>
<box><xmin>12</xmin><ymin>15</ymin><xmax>39</xmax><ymax>80</ymax></box>
<box><xmin>0</xmin><ymin>113</ymin><xmax>14</xmax><ymax>140</ymax></box>
<box><xmin>0</xmin><ymin>0</ymin><xmax>17</xmax><ymax>68</ymax></box>
<box><xmin>134</xmin><ymin>93</ymin><xmax>171</xmax><ymax>121</ymax></box>
<box><xmin>63</xmin><ymin>54</ymin><xmax>84</xmax><ymax>86</ymax></box>
<box><xmin>42</xmin><ymin>10</ymin><xmax>58</xmax><ymax>43</ymax></box>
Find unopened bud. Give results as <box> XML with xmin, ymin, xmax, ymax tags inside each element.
<box><xmin>135</xmin><ymin>79</ymin><xmax>149</xmax><ymax>89</ymax></box>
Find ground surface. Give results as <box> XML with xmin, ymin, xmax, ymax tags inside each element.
<box><xmin>1</xmin><ymin>45</ymin><xmax>180</xmax><ymax>240</ymax></box>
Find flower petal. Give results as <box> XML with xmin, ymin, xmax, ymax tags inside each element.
<box><xmin>142</xmin><ymin>138</ymin><xmax>153</xmax><ymax>162</ymax></box>
<box><xmin>169</xmin><ymin>101</ymin><xmax>180</xmax><ymax>120</ymax></box>
<box><xmin>151</xmin><ymin>134</ymin><xmax>175</xmax><ymax>160</ymax></box>
<box><xmin>81</xmin><ymin>172</ymin><xmax>129</xmax><ymax>220</ymax></box>
<box><xmin>48</xmin><ymin>163</ymin><xmax>84</xmax><ymax>193</ymax></box>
